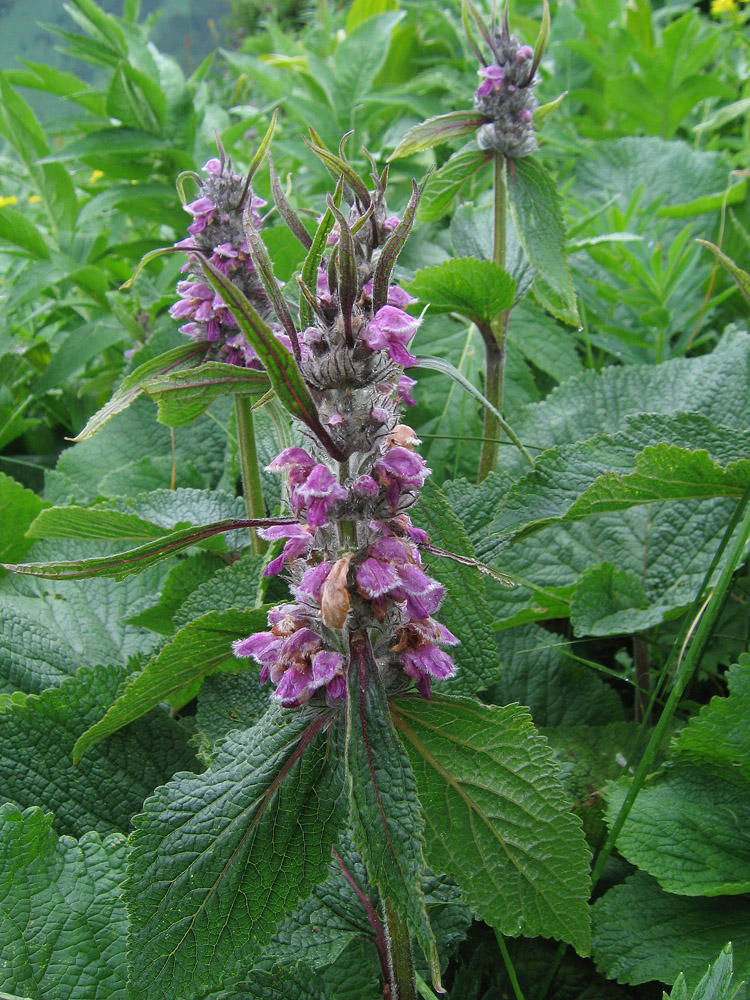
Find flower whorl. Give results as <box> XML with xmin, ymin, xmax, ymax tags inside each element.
<box><xmin>232</xmin><ymin>162</ymin><xmax>458</xmax><ymax>708</ymax></box>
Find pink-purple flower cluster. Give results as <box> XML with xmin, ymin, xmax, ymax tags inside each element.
<box><xmin>232</xmin><ymin>166</ymin><xmax>458</xmax><ymax>707</ymax></box>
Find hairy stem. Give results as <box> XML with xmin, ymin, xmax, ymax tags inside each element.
<box><xmin>384</xmin><ymin>899</ymin><xmax>418</xmax><ymax>1000</ymax></box>
<box><xmin>478</xmin><ymin>153</ymin><xmax>508</xmax><ymax>482</ymax></box>
<box><xmin>234</xmin><ymin>395</ymin><xmax>267</xmax><ymax>556</ymax></box>
<box><xmin>590</xmin><ymin>480</ymin><xmax>750</xmax><ymax>887</ymax></box>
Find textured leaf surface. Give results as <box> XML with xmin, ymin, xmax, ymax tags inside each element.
<box><xmin>407</xmin><ymin>257</ymin><xmax>515</xmax><ymax>325</ymax></box>
<box><xmin>173</xmin><ymin>554</ymin><xmax>264</xmax><ymax>628</ymax></box>
<box><xmin>674</xmin><ymin>653</ymin><xmax>750</xmax><ymax>771</ymax></box>
<box><xmin>73</xmin><ymin>607</ymin><xmax>269</xmax><ymax>762</ymax></box>
<box><xmin>418</xmin><ymin>147</ymin><xmax>491</xmax><ymax>222</ymax></box>
<box><xmin>665</xmin><ymin>945</ymin><xmax>742</xmax><ymax>1000</ymax></box>
<box><xmin>126</xmin><ymin>708</ymin><xmax>343</xmax><ymax>1000</ymax></box>
<box><xmin>0</xmin><ymin>663</ymin><xmax>197</xmax><ymax>836</ymax></box>
<box><xmin>344</xmin><ymin>638</ymin><xmax>438</xmax><ymax>980</ymax></box>
<box><xmin>195</xmin><ymin>669</ymin><xmax>272</xmax><ymax>755</ymax></box>
<box><xmin>0</xmin><ymin>473</ymin><xmax>46</xmax><ymax>565</ymax></box>
<box><xmin>144</xmin><ymin>362</ymin><xmax>270</xmax><ymax>426</ymax></box>
<box><xmin>507</xmin><ymin>156</ymin><xmax>578</xmax><ymax>325</ymax></box>
<box><xmin>0</xmin><ymin>804</ymin><xmax>128</xmax><ymax>1000</ymax></box>
<box><xmin>391</xmin><ymin>694</ymin><xmax>591</xmax><ymax>954</ymax></box>
<box><xmin>592</xmin><ymin>871</ymin><xmax>750</xmax><ymax>988</ymax></box>
<box><xmin>390</xmin><ymin>110</ymin><xmax>485</xmax><ymax>158</ymax></box>
<box><xmin>412</xmin><ymin>482</ymin><xmax>501</xmax><ymax>694</ymax></box>
<box><xmin>125</xmin><ymin>552</ymin><xmax>224</xmax><ymax>635</ymax></box>
<box><xmin>606</xmin><ymin>768</ymin><xmax>750</xmax><ymax>896</ymax></box>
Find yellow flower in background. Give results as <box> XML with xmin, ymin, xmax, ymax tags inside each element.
<box><xmin>711</xmin><ymin>0</ymin><xmax>739</xmax><ymax>12</ymax></box>
<box><xmin>28</xmin><ymin>194</ymin><xmax>41</xmax><ymax>203</ymax></box>
<box><xmin>0</xmin><ymin>195</ymin><xmax>18</xmax><ymax>208</ymax></box>
<box><xmin>88</xmin><ymin>169</ymin><xmax>104</xmax><ymax>183</ymax></box>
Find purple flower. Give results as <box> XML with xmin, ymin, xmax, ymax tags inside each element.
<box><xmin>515</xmin><ymin>44</ymin><xmax>534</xmax><ymax>61</ymax></box>
<box><xmin>477</xmin><ymin>64</ymin><xmax>505</xmax><ymax>97</ymax></box>
<box><xmin>294</xmin><ymin>464</ymin><xmax>348</xmax><ymax>527</ymax></box>
<box><xmin>362</xmin><ymin>280</ymin><xmax>417</xmax><ymax>310</ymax></box>
<box><xmin>357</xmin><ymin>557</ymin><xmax>400</xmax><ymax>598</ymax></box>
<box><xmin>401</xmin><ymin>645</ymin><xmax>456</xmax><ymax>698</ymax></box>
<box><xmin>362</xmin><ymin>305</ymin><xmax>421</xmax><ymax>366</ymax></box>
<box><xmin>257</xmin><ymin>523</ymin><xmax>313</xmax><ymax>576</ymax></box>
<box><xmin>294</xmin><ymin>562</ymin><xmax>333</xmax><ymax>602</ymax></box>
<box><xmin>374</xmin><ymin>446</ymin><xmax>430</xmax><ymax>505</ymax></box>
<box><xmin>352</xmin><ymin>475</ymin><xmax>379</xmax><ymax>498</ymax></box>
<box><xmin>184</xmin><ymin>196</ymin><xmax>216</xmax><ymax>235</ymax></box>
<box><xmin>397</xmin><ymin>374</ymin><xmax>417</xmax><ymax>406</ymax></box>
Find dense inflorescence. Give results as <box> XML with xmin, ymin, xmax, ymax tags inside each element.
<box><xmin>229</xmin><ymin>160</ymin><xmax>458</xmax><ymax>707</ymax></box>
<box><xmin>170</xmin><ymin>155</ymin><xmax>290</xmax><ymax>366</ymax></box>
<box><xmin>473</xmin><ymin>15</ymin><xmax>539</xmax><ymax>157</ymax></box>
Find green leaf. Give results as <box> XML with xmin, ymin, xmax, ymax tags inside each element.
<box><xmin>570</xmin><ymin>562</ymin><xmax>654</xmax><ymax>637</ymax></box>
<box><xmin>344</xmin><ymin>636</ymin><xmax>439</xmax><ymax>983</ymax></box>
<box><xmin>0</xmin><ymin>804</ymin><xmax>128</xmax><ymax>1000</ymax></box>
<box><xmin>195</xmin><ymin>669</ymin><xmax>273</xmax><ymax>755</ymax></box>
<box><xmin>507</xmin><ymin>156</ymin><xmax>579</xmax><ymax>325</ymax></box>
<box><xmin>391</xmin><ymin>694</ymin><xmax>592</xmax><ymax>954</ymax></box>
<box><xmin>73</xmin><ymin>607</ymin><xmax>270</xmax><ymax>762</ymax></box>
<box><xmin>412</xmin><ymin>482</ymin><xmax>502</xmax><ymax>695</ymax></box>
<box><xmin>0</xmin><ymin>473</ymin><xmax>46</xmax><ymax>565</ymax></box>
<box><xmin>333</xmin><ymin>12</ymin><xmax>404</xmax><ymax>111</ymax></box>
<box><xmin>698</xmin><ymin>240</ymin><xmax>750</xmax><ymax>305</ymax></box>
<box><xmin>407</xmin><ymin>257</ymin><xmax>515</xmax><ymax>325</ymax></box>
<box><xmin>71</xmin><ymin>341</ymin><xmax>211</xmax><ymax>442</ymax></box>
<box><xmin>106</xmin><ymin>60</ymin><xmax>167</xmax><ymax>134</ymax></box>
<box><xmin>592</xmin><ymin>871</ymin><xmax>750</xmax><ymax>988</ymax></box>
<box><xmin>664</xmin><ymin>945</ymin><xmax>742</xmax><ymax>1000</ymax></box>
<box><xmin>198</xmin><ymin>258</ymin><xmax>345</xmax><ymax>460</ymax></box>
<box><xmin>418</xmin><ymin>147</ymin><xmax>491</xmax><ymax>223</ymax></box>
<box><xmin>27</xmin><ymin>506</ymin><xmax>167</xmax><ymax>542</ymax></box>
<box><xmin>606</xmin><ymin>767</ymin><xmax>750</xmax><ymax>896</ymax></box>
<box><xmin>172</xmin><ymin>553</ymin><xmax>265</xmax><ymax>628</ymax></box>
<box><xmin>674</xmin><ymin>653</ymin><xmax>750</xmax><ymax>771</ymax></box>
<box><xmin>4</xmin><ymin>517</ymin><xmax>292</xmax><ymax>581</ymax></box>
<box><xmin>0</xmin><ymin>206</ymin><xmax>50</xmax><ymax>258</ymax></box>
<box><xmin>125</xmin><ymin>551</ymin><xmax>224</xmax><ymax>635</ymax></box>
<box><xmin>389</xmin><ymin>111</ymin><xmax>485</xmax><ymax>159</ymax></box>
<box><xmin>0</xmin><ymin>663</ymin><xmax>197</xmax><ymax>836</ymax></box>
<box><xmin>126</xmin><ymin>708</ymin><xmax>343</xmax><ymax>1000</ymax></box>
<box><xmin>143</xmin><ymin>362</ymin><xmax>271</xmax><ymax>427</ymax></box>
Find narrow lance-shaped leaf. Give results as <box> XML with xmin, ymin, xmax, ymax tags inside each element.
<box><xmin>299</xmin><ymin>175</ymin><xmax>343</xmax><ymax>328</ymax></box>
<box><xmin>697</xmin><ymin>239</ymin><xmax>750</xmax><ymax>304</ymax></box>
<box><xmin>241</xmin><ymin>200</ymin><xmax>300</xmax><ymax>357</ymax></box>
<box><xmin>327</xmin><ymin>195</ymin><xmax>358</xmax><ymax>346</ymax></box>
<box><xmin>70</xmin><ymin>340</ymin><xmax>211</xmax><ymax>442</ymax></box>
<box><xmin>2</xmin><ymin>516</ymin><xmax>295</xmax><ymax>581</ymax></box>
<box><xmin>372</xmin><ymin>179</ymin><xmax>419</xmax><ymax>314</ymax></box>
<box><xmin>143</xmin><ymin>361</ymin><xmax>271</xmax><ymax>427</ymax></box>
<box><xmin>126</xmin><ymin>707</ymin><xmax>343</xmax><ymax>1000</ymax></box>
<box><xmin>268</xmin><ymin>151</ymin><xmax>312</xmax><ymax>250</ymax></box>
<box><xmin>344</xmin><ymin>632</ymin><xmax>441</xmax><ymax>990</ymax></box>
<box><xmin>196</xmin><ymin>256</ymin><xmax>347</xmax><ymax>460</ymax></box>
<box><xmin>389</xmin><ymin>111</ymin><xmax>486</xmax><ymax>160</ymax></box>
<box><xmin>418</xmin><ymin>147</ymin><xmax>491</xmax><ymax>223</ymax></box>
<box><xmin>73</xmin><ymin>607</ymin><xmax>270</xmax><ymax>762</ymax></box>
<box><xmin>306</xmin><ymin>129</ymin><xmax>371</xmax><ymax>205</ymax></box>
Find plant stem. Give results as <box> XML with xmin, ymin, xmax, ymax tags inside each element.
<box><xmin>234</xmin><ymin>395</ymin><xmax>266</xmax><ymax>556</ymax></box>
<box><xmin>384</xmin><ymin>899</ymin><xmax>418</xmax><ymax>1000</ymax></box>
<box><xmin>494</xmin><ymin>931</ymin><xmax>526</xmax><ymax>1000</ymax></box>
<box><xmin>478</xmin><ymin>152</ymin><xmax>508</xmax><ymax>483</ymax></box>
<box><xmin>590</xmin><ymin>480</ymin><xmax>750</xmax><ymax>887</ymax></box>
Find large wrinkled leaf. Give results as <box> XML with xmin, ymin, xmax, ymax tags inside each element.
<box><xmin>344</xmin><ymin>637</ymin><xmax>439</xmax><ymax>984</ymax></box>
<box><xmin>592</xmin><ymin>871</ymin><xmax>750</xmax><ymax>989</ymax></box>
<box><xmin>407</xmin><ymin>257</ymin><xmax>515</xmax><ymax>325</ymax></box>
<box><xmin>0</xmin><ymin>663</ymin><xmax>197</xmax><ymax>837</ymax></box>
<box><xmin>392</xmin><ymin>694</ymin><xmax>592</xmax><ymax>955</ymax></box>
<box><xmin>0</xmin><ymin>804</ymin><xmax>128</xmax><ymax>1000</ymax></box>
<box><xmin>674</xmin><ymin>653</ymin><xmax>750</xmax><ymax>771</ymax></box>
<box><xmin>126</xmin><ymin>708</ymin><xmax>343</xmax><ymax>1000</ymax></box>
<box><xmin>73</xmin><ymin>607</ymin><xmax>269</xmax><ymax>762</ymax></box>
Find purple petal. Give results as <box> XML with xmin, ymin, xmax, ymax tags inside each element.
<box><xmin>357</xmin><ymin>557</ymin><xmax>400</xmax><ymax>598</ymax></box>
<box><xmin>273</xmin><ymin>666</ymin><xmax>314</xmax><ymax>706</ymax></box>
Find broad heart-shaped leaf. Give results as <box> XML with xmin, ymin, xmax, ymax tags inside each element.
<box><xmin>3</xmin><ymin>516</ymin><xmax>293</xmax><ymax>581</ymax></box>
<box><xmin>411</xmin><ymin>482</ymin><xmax>502</xmax><ymax>695</ymax></box>
<box><xmin>606</xmin><ymin>767</ymin><xmax>750</xmax><ymax>897</ymax></box>
<box><xmin>389</xmin><ymin>110</ymin><xmax>486</xmax><ymax>159</ymax></box>
<box><xmin>507</xmin><ymin>156</ymin><xmax>579</xmax><ymax>326</ymax></box>
<box><xmin>418</xmin><ymin>147</ymin><xmax>492</xmax><ymax>223</ymax></box>
<box><xmin>0</xmin><ymin>804</ymin><xmax>128</xmax><ymax>1000</ymax></box>
<box><xmin>126</xmin><ymin>706</ymin><xmax>344</xmax><ymax>1000</ymax></box>
<box><xmin>391</xmin><ymin>694</ymin><xmax>591</xmax><ymax>955</ymax></box>
<box><xmin>71</xmin><ymin>340</ymin><xmax>211</xmax><ymax>442</ymax></box>
<box><xmin>591</xmin><ymin>871</ymin><xmax>750</xmax><ymax>990</ymax></box>
<box><xmin>0</xmin><ymin>472</ymin><xmax>47</xmax><ymax>565</ymax></box>
<box><xmin>0</xmin><ymin>663</ymin><xmax>197</xmax><ymax>837</ymax></box>
<box><xmin>198</xmin><ymin>257</ymin><xmax>345</xmax><ymax>461</ymax></box>
<box><xmin>407</xmin><ymin>257</ymin><xmax>515</xmax><ymax>326</ymax></box>
<box><xmin>143</xmin><ymin>362</ymin><xmax>271</xmax><ymax>427</ymax></box>
<box><xmin>73</xmin><ymin>607</ymin><xmax>269</xmax><ymax>762</ymax></box>
<box><xmin>343</xmin><ymin>635</ymin><xmax>440</xmax><ymax>985</ymax></box>
<box><xmin>665</xmin><ymin>945</ymin><xmax>742</xmax><ymax>1000</ymax></box>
